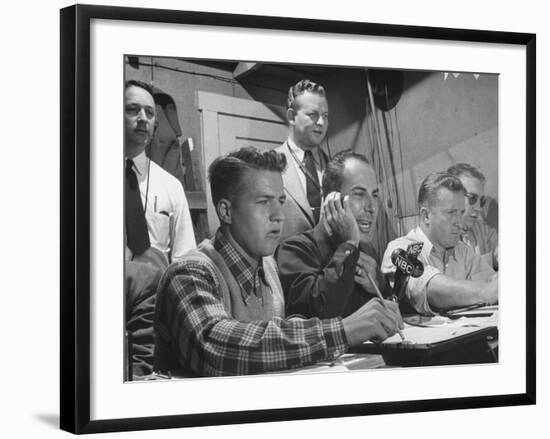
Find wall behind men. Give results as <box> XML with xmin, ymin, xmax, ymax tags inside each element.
<box><xmin>125</xmin><ymin>58</ymin><xmax>370</xmax><ymax>192</ymax></box>
<box><xmin>377</xmin><ymin>71</ymin><xmax>498</xmax><ymax>231</ymax></box>
<box><xmin>125</xmin><ymin>58</ymin><xmax>498</xmax><ymax>234</ymax></box>
<box><xmin>126</xmin><ymin>57</ymin><xmax>246</xmax><ymax>193</ymax></box>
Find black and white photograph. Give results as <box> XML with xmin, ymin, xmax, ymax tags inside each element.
<box><xmin>123</xmin><ymin>58</ymin><xmax>500</xmax><ymax>381</ymax></box>
<box><xmin>3</xmin><ymin>0</ymin><xmax>547</xmax><ymax>437</ymax></box>
<box><xmin>55</xmin><ymin>3</ymin><xmax>536</xmax><ymax>435</ymax></box>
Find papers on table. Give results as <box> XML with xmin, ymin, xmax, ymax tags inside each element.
<box><xmin>369</xmin><ymin>312</ymin><xmax>499</xmax><ymax>346</ymax></box>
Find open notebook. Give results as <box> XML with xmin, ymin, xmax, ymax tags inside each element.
<box><xmin>366</xmin><ymin>313</ymin><xmax>498</xmax><ymax>346</ymax></box>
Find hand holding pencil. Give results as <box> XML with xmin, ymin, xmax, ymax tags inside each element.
<box><xmin>342</xmin><ymin>276</ymin><xmax>405</xmax><ymax>346</ymax></box>
<box><xmin>366</xmin><ymin>272</ymin><xmax>407</xmax><ymax>342</ymax></box>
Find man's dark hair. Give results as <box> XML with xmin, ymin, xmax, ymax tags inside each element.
<box><xmin>287</xmin><ymin>79</ymin><xmax>327</xmax><ymax>110</ymax></box>
<box><xmin>418</xmin><ymin>172</ymin><xmax>465</xmax><ymax>208</ymax></box>
<box><xmin>447</xmin><ymin>163</ymin><xmax>487</xmax><ymax>184</ymax></box>
<box><xmin>125</xmin><ymin>79</ymin><xmax>154</xmax><ymax>97</ymax></box>
<box><xmin>322</xmin><ymin>149</ymin><xmax>371</xmax><ymax>198</ymax></box>
<box><xmin>208</xmin><ymin>146</ymin><xmax>287</xmax><ymax>206</ymax></box>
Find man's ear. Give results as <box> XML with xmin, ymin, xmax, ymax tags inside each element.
<box><xmin>286</xmin><ymin>107</ymin><xmax>296</xmax><ymax>126</ymax></box>
<box><xmin>216</xmin><ymin>198</ymin><xmax>232</xmax><ymax>225</ymax></box>
<box><xmin>419</xmin><ymin>205</ymin><xmax>430</xmax><ymax>225</ymax></box>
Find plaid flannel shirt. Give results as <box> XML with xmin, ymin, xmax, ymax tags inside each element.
<box><xmin>154</xmin><ymin>230</ymin><xmax>349</xmax><ymax>377</ymax></box>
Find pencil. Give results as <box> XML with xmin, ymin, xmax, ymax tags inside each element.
<box><xmin>444</xmin><ymin>302</ymin><xmax>486</xmax><ymax>315</ymax></box>
<box><xmin>365</xmin><ymin>271</ymin><xmax>406</xmax><ymax>342</ymax></box>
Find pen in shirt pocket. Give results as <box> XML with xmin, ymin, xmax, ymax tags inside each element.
<box><xmin>154</xmin><ymin>196</ymin><xmax>157</xmax><ymax>212</ymax></box>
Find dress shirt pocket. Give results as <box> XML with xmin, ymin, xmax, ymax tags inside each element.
<box><xmin>146</xmin><ymin>210</ymin><xmax>171</xmax><ymax>251</ymax></box>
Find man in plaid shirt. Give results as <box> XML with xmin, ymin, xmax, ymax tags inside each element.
<box><xmin>153</xmin><ymin>147</ymin><xmax>403</xmax><ymax>377</ymax></box>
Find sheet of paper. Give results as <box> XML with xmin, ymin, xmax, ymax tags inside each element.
<box><xmin>367</xmin><ymin>314</ymin><xmax>499</xmax><ymax>345</ymax></box>
<box><xmin>381</xmin><ymin>324</ymin><xmax>482</xmax><ymax>344</ymax></box>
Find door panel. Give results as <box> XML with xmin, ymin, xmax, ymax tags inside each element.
<box><xmin>219</xmin><ymin>114</ymin><xmax>287</xmax><ymax>151</ymax></box>
<box><xmin>198</xmin><ymin>92</ymin><xmax>287</xmax><ymax>235</ymax></box>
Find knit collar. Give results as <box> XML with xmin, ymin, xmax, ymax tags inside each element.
<box><xmin>213</xmin><ymin>229</ymin><xmax>267</xmax><ymax>304</ymax></box>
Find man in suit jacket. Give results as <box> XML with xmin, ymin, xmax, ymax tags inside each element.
<box><xmin>275</xmin><ymin>79</ymin><xmax>330</xmax><ymax>241</ymax></box>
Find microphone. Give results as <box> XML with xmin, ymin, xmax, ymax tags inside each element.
<box><xmin>391</xmin><ymin>242</ymin><xmax>424</xmax><ymax>301</ymax></box>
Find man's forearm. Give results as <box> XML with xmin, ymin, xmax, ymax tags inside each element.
<box><xmin>426</xmin><ymin>274</ymin><xmax>489</xmax><ymax>310</ymax></box>
<box><xmin>184</xmin><ymin>316</ymin><xmax>348</xmax><ymax>376</ymax></box>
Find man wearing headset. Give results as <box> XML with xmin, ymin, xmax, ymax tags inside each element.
<box><xmin>124</xmin><ymin>79</ymin><xmax>196</xmax><ymax>265</ymax></box>
<box><xmin>274</xmin><ymin>79</ymin><xmax>330</xmax><ymax>241</ymax></box>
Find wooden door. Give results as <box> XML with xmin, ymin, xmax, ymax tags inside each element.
<box><xmin>197</xmin><ymin>91</ymin><xmax>288</xmax><ymax>235</ymax></box>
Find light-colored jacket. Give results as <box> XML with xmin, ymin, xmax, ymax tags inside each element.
<box><xmin>274</xmin><ymin>142</ymin><xmax>327</xmax><ymax>241</ymax></box>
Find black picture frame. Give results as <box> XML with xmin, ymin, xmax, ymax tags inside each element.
<box><xmin>60</xmin><ymin>4</ymin><xmax>536</xmax><ymax>434</ymax></box>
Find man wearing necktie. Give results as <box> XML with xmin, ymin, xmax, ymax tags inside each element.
<box><xmin>124</xmin><ymin>80</ymin><xmax>196</xmax><ymax>266</ymax></box>
<box><xmin>275</xmin><ymin>79</ymin><xmax>329</xmax><ymax>241</ymax></box>
<box><xmin>124</xmin><ymin>80</ymin><xmax>196</xmax><ymax>379</ymax></box>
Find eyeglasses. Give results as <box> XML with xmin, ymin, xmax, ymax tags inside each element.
<box><xmin>464</xmin><ymin>191</ymin><xmax>487</xmax><ymax>207</ymax></box>
<box><xmin>125</xmin><ymin>103</ymin><xmax>155</xmax><ymax>120</ymax></box>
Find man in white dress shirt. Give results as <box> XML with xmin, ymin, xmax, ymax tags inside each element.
<box><xmin>381</xmin><ymin>172</ymin><xmax>497</xmax><ymax>316</ymax></box>
<box><xmin>124</xmin><ymin>79</ymin><xmax>196</xmax><ymax>265</ymax></box>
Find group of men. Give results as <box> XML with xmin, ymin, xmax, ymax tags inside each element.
<box><xmin>124</xmin><ymin>78</ymin><xmax>499</xmax><ymax>378</ymax></box>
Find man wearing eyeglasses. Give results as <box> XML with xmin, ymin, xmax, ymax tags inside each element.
<box><xmin>124</xmin><ymin>80</ymin><xmax>196</xmax><ymax>265</ymax></box>
<box><xmin>381</xmin><ymin>172</ymin><xmax>497</xmax><ymax>316</ymax></box>
<box><xmin>447</xmin><ymin>163</ymin><xmax>498</xmax><ymax>270</ymax></box>
<box><xmin>274</xmin><ymin>79</ymin><xmax>330</xmax><ymax>241</ymax></box>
